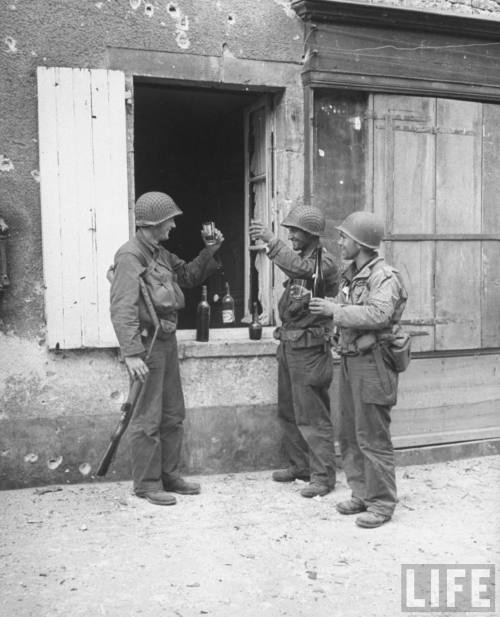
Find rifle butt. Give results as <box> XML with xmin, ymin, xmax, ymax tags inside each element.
<box><xmin>95</xmin><ymin>440</ymin><xmax>120</xmax><ymax>477</ymax></box>
<box><xmin>95</xmin><ymin>381</ymin><xmax>144</xmax><ymax>477</ymax></box>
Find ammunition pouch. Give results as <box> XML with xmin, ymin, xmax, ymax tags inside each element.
<box><xmin>107</xmin><ymin>257</ymin><xmax>184</xmax><ymax>327</ymax></box>
<box><xmin>341</xmin><ymin>327</ymin><xmax>411</xmax><ymax>373</ymax></box>
<box><xmin>273</xmin><ymin>326</ymin><xmax>330</xmax><ymax>349</ymax></box>
<box><xmin>142</xmin><ymin>259</ymin><xmax>185</xmax><ymax>317</ymax></box>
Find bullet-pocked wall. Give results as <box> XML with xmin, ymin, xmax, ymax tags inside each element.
<box><xmin>0</xmin><ymin>0</ymin><xmax>305</xmax><ymax>489</ymax></box>
<box><xmin>2</xmin><ymin>0</ymin><xmax>500</xmax><ymax>488</ymax></box>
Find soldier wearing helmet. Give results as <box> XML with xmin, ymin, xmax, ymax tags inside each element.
<box><xmin>110</xmin><ymin>191</ymin><xmax>224</xmax><ymax>506</ymax></box>
<box><xmin>310</xmin><ymin>210</ymin><xmax>408</xmax><ymax>528</ymax></box>
<box><xmin>249</xmin><ymin>205</ymin><xmax>339</xmax><ymax>498</ymax></box>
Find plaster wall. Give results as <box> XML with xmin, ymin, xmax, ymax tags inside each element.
<box><xmin>0</xmin><ymin>1</ymin><xmax>303</xmax><ymax>487</ymax></box>
<box><xmin>1</xmin><ymin>1</ymin><xmax>500</xmax><ymax>488</ymax></box>
<box><xmin>347</xmin><ymin>0</ymin><xmax>500</xmax><ymax>19</ymax></box>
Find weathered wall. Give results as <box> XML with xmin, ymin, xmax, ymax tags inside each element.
<box><xmin>347</xmin><ymin>0</ymin><xmax>500</xmax><ymax>19</ymax></box>
<box><xmin>1</xmin><ymin>0</ymin><xmax>500</xmax><ymax>488</ymax></box>
<box><xmin>0</xmin><ymin>0</ymin><xmax>303</xmax><ymax>337</ymax></box>
<box><xmin>0</xmin><ymin>0</ymin><xmax>303</xmax><ymax>487</ymax></box>
<box><xmin>0</xmin><ymin>335</ymin><xmax>283</xmax><ymax>489</ymax></box>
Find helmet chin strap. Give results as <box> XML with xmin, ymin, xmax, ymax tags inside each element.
<box><xmin>354</xmin><ymin>247</ymin><xmax>378</xmax><ymax>271</ymax></box>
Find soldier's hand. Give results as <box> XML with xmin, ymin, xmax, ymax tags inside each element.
<box><xmin>125</xmin><ymin>356</ymin><xmax>149</xmax><ymax>383</ymax></box>
<box><xmin>309</xmin><ymin>297</ymin><xmax>335</xmax><ymax>317</ymax></box>
<box><xmin>203</xmin><ymin>227</ymin><xmax>224</xmax><ymax>254</ymax></box>
<box><xmin>249</xmin><ymin>220</ymin><xmax>274</xmax><ymax>243</ymax></box>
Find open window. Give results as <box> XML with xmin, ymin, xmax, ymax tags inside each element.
<box><xmin>134</xmin><ymin>82</ymin><xmax>276</xmax><ymax>330</ymax></box>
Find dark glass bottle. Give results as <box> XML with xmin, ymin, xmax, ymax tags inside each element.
<box><xmin>312</xmin><ymin>246</ymin><xmax>325</xmax><ymax>298</ymax></box>
<box><xmin>249</xmin><ymin>302</ymin><xmax>262</xmax><ymax>340</ymax></box>
<box><xmin>196</xmin><ymin>285</ymin><xmax>210</xmax><ymax>342</ymax></box>
<box><xmin>221</xmin><ymin>282</ymin><xmax>235</xmax><ymax>325</ymax></box>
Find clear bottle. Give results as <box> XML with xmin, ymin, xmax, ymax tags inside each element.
<box><xmin>248</xmin><ymin>302</ymin><xmax>262</xmax><ymax>340</ymax></box>
<box><xmin>312</xmin><ymin>246</ymin><xmax>325</xmax><ymax>298</ymax></box>
<box><xmin>196</xmin><ymin>285</ymin><xmax>210</xmax><ymax>342</ymax></box>
<box><xmin>221</xmin><ymin>281</ymin><xmax>235</xmax><ymax>325</ymax></box>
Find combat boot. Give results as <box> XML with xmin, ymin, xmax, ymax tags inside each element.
<box><xmin>272</xmin><ymin>468</ymin><xmax>310</xmax><ymax>483</ymax></box>
<box><xmin>163</xmin><ymin>477</ymin><xmax>201</xmax><ymax>495</ymax></box>
<box><xmin>300</xmin><ymin>482</ymin><xmax>333</xmax><ymax>498</ymax></box>
<box><xmin>355</xmin><ymin>511</ymin><xmax>391</xmax><ymax>528</ymax></box>
<box><xmin>336</xmin><ymin>498</ymin><xmax>366</xmax><ymax>515</ymax></box>
<box><xmin>136</xmin><ymin>490</ymin><xmax>177</xmax><ymax>506</ymax></box>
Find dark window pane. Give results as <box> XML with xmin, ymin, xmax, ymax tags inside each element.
<box><xmin>313</xmin><ymin>91</ymin><xmax>369</xmax><ymax>257</ymax></box>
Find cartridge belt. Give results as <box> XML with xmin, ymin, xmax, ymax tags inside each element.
<box><xmin>274</xmin><ymin>327</ymin><xmax>327</xmax><ymax>348</ymax></box>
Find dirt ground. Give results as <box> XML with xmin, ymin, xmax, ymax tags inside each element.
<box><xmin>0</xmin><ymin>455</ymin><xmax>499</xmax><ymax>617</ymax></box>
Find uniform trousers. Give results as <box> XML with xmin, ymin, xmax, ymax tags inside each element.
<box><xmin>339</xmin><ymin>352</ymin><xmax>398</xmax><ymax>516</ymax></box>
<box><xmin>128</xmin><ymin>332</ymin><xmax>185</xmax><ymax>495</ymax></box>
<box><xmin>277</xmin><ymin>341</ymin><xmax>336</xmax><ymax>487</ymax></box>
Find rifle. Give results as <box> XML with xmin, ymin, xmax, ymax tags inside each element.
<box><xmin>96</xmin><ymin>276</ymin><xmax>161</xmax><ymax>477</ymax></box>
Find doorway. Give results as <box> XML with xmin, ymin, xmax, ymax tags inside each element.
<box><xmin>134</xmin><ymin>81</ymin><xmax>264</xmax><ymax>329</ymax></box>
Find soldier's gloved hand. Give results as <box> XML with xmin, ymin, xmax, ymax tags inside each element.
<box><xmin>125</xmin><ymin>355</ymin><xmax>149</xmax><ymax>383</ymax></box>
<box><xmin>202</xmin><ymin>227</ymin><xmax>224</xmax><ymax>254</ymax></box>
<box><xmin>309</xmin><ymin>297</ymin><xmax>336</xmax><ymax>317</ymax></box>
<box><xmin>249</xmin><ymin>220</ymin><xmax>274</xmax><ymax>243</ymax></box>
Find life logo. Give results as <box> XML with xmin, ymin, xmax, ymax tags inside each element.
<box><xmin>401</xmin><ymin>564</ymin><xmax>496</xmax><ymax>612</ymax></box>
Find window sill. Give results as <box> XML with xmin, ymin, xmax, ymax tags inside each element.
<box><xmin>177</xmin><ymin>327</ymin><xmax>278</xmax><ymax>358</ymax></box>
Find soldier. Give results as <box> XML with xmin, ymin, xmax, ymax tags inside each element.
<box><xmin>310</xmin><ymin>211</ymin><xmax>408</xmax><ymax>528</ymax></box>
<box><xmin>249</xmin><ymin>206</ymin><xmax>339</xmax><ymax>498</ymax></box>
<box><xmin>110</xmin><ymin>192</ymin><xmax>223</xmax><ymax>506</ymax></box>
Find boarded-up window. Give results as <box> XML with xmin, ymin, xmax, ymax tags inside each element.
<box><xmin>312</xmin><ymin>91</ymin><xmax>500</xmax><ymax>352</ymax></box>
<box><xmin>37</xmin><ymin>67</ymin><xmax>129</xmax><ymax>349</ymax></box>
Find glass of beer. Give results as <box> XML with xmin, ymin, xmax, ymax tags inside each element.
<box><xmin>202</xmin><ymin>221</ymin><xmax>216</xmax><ymax>245</ymax></box>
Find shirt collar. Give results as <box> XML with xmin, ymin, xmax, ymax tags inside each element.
<box><xmin>299</xmin><ymin>239</ymin><xmax>320</xmax><ymax>259</ymax></box>
<box><xmin>137</xmin><ymin>228</ymin><xmax>160</xmax><ymax>254</ymax></box>
<box><xmin>343</xmin><ymin>254</ymin><xmax>383</xmax><ymax>282</ymax></box>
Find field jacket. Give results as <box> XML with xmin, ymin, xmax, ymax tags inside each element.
<box><xmin>267</xmin><ymin>237</ymin><xmax>340</xmax><ymax>336</ymax></box>
<box><xmin>110</xmin><ymin>229</ymin><xmax>219</xmax><ymax>357</ymax></box>
<box><xmin>332</xmin><ymin>255</ymin><xmax>407</xmax><ymax>354</ymax></box>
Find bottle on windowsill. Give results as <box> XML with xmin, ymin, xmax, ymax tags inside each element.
<box><xmin>248</xmin><ymin>302</ymin><xmax>262</xmax><ymax>341</ymax></box>
<box><xmin>221</xmin><ymin>281</ymin><xmax>235</xmax><ymax>325</ymax></box>
<box><xmin>196</xmin><ymin>285</ymin><xmax>210</xmax><ymax>342</ymax></box>
<box><xmin>312</xmin><ymin>246</ymin><xmax>325</xmax><ymax>299</ymax></box>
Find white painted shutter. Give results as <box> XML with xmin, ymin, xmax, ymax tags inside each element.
<box><xmin>37</xmin><ymin>67</ymin><xmax>129</xmax><ymax>348</ymax></box>
<box><xmin>243</xmin><ymin>97</ymin><xmax>275</xmax><ymax>324</ymax></box>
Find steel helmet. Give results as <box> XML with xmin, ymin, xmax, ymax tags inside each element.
<box><xmin>281</xmin><ymin>205</ymin><xmax>326</xmax><ymax>237</ymax></box>
<box><xmin>336</xmin><ymin>211</ymin><xmax>384</xmax><ymax>249</ymax></box>
<box><xmin>135</xmin><ymin>192</ymin><xmax>183</xmax><ymax>227</ymax></box>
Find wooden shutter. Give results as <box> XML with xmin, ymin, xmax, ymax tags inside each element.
<box><xmin>373</xmin><ymin>95</ymin><xmax>436</xmax><ymax>352</ymax></box>
<box><xmin>37</xmin><ymin>67</ymin><xmax>129</xmax><ymax>348</ymax></box>
<box><xmin>434</xmin><ymin>99</ymin><xmax>482</xmax><ymax>349</ymax></box>
<box><xmin>481</xmin><ymin>103</ymin><xmax>500</xmax><ymax>347</ymax></box>
<box><xmin>373</xmin><ymin>95</ymin><xmax>495</xmax><ymax>352</ymax></box>
<box><xmin>243</xmin><ymin>98</ymin><xmax>275</xmax><ymax>324</ymax></box>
